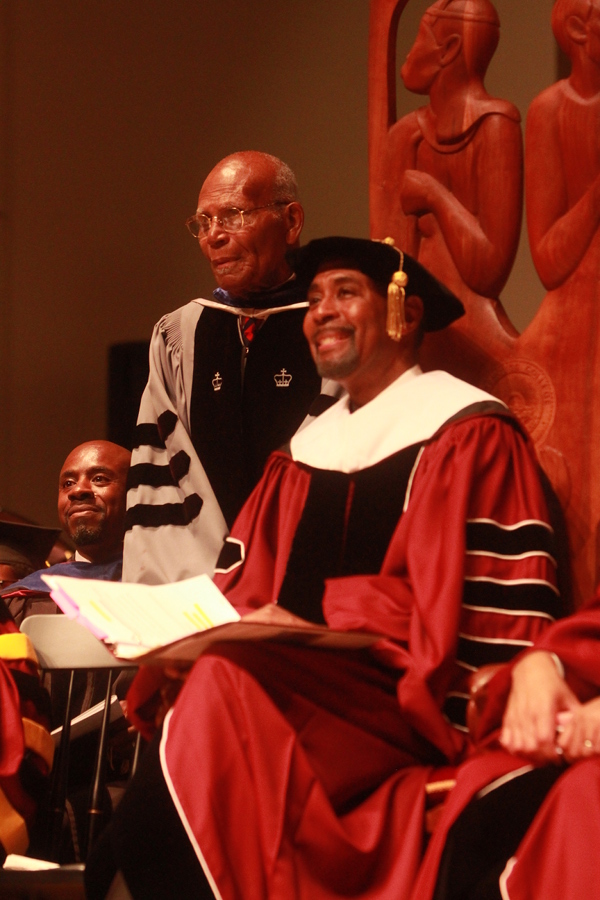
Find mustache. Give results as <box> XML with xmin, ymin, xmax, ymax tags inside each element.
<box><xmin>66</xmin><ymin>502</ymin><xmax>103</xmax><ymax>514</ymax></box>
<box><xmin>312</xmin><ymin>325</ymin><xmax>355</xmax><ymax>342</ymax></box>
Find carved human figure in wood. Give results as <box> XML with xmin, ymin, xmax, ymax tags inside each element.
<box><xmin>369</xmin><ymin>0</ymin><xmax>522</xmax><ymax>382</ymax></box>
<box><xmin>517</xmin><ymin>0</ymin><xmax>600</xmax><ymax>603</ymax></box>
<box><xmin>525</xmin><ymin>0</ymin><xmax>600</xmax><ymax>292</ymax></box>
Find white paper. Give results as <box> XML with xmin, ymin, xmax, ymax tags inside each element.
<box><xmin>40</xmin><ymin>573</ymin><xmax>240</xmax><ymax>656</ymax></box>
<box><xmin>3</xmin><ymin>854</ymin><xmax>59</xmax><ymax>870</ymax></box>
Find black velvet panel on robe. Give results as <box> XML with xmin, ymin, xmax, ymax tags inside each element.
<box><xmin>278</xmin><ymin>443</ymin><xmax>424</xmax><ymax>624</ymax></box>
<box><xmin>190</xmin><ymin>306</ymin><xmax>320</xmax><ymax>529</ymax></box>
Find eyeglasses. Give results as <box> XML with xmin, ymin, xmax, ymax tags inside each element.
<box><xmin>185</xmin><ymin>202</ymin><xmax>287</xmax><ymax>240</ymax></box>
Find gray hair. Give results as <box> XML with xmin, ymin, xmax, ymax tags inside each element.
<box><xmin>269</xmin><ymin>155</ymin><xmax>299</xmax><ymax>203</ymax></box>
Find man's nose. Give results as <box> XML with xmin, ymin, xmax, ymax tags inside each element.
<box><xmin>68</xmin><ymin>481</ymin><xmax>94</xmax><ymax>499</ymax></box>
<box><xmin>204</xmin><ymin>217</ymin><xmax>228</xmax><ymax>245</ymax></box>
<box><xmin>311</xmin><ymin>292</ymin><xmax>338</xmax><ymax>322</ymax></box>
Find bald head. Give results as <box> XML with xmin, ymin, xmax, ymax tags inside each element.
<box><xmin>208</xmin><ymin>151</ymin><xmax>299</xmax><ymax>204</ymax></box>
<box><xmin>58</xmin><ymin>441</ymin><xmax>131</xmax><ymax>564</ymax></box>
<box><xmin>195</xmin><ymin>151</ymin><xmax>304</xmax><ymax>298</ymax></box>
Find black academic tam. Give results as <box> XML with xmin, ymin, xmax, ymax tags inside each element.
<box><xmin>289</xmin><ymin>236</ymin><xmax>465</xmax><ymax>332</ymax></box>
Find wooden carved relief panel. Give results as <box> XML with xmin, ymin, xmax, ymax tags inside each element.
<box><xmin>369</xmin><ymin>0</ymin><xmax>600</xmax><ymax>606</ymax></box>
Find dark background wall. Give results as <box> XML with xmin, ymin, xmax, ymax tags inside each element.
<box><xmin>0</xmin><ymin>0</ymin><xmax>555</xmax><ymax>525</ymax></box>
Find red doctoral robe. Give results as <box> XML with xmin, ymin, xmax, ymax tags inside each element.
<box><xmin>132</xmin><ymin>369</ymin><xmax>563</xmax><ymax>899</ymax></box>
<box><xmin>411</xmin><ymin>594</ymin><xmax>600</xmax><ymax>900</ymax></box>
<box><xmin>0</xmin><ymin>600</ymin><xmax>52</xmax><ymax>861</ymax></box>
<box><xmin>499</xmin><ymin>596</ymin><xmax>600</xmax><ymax>898</ymax></box>
<box><xmin>420</xmin><ymin>594</ymin><xmax>600</xmax><ymax>900</ymax></box>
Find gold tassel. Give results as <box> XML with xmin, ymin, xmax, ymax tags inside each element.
<box><xmin>386</xmin><ymin>251</ymin><xmax>408</xmax><ymax>341</ymax></box>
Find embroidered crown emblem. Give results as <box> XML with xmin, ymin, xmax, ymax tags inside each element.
<box><xmin>274</xmin><ymin>368</ymin><xmax>292</xmax><ymax>388</ymax></box>
<box><xmin>212</xmin><ymin>372</ymin><xmax>223</xmax><ymax>391</ymax></box>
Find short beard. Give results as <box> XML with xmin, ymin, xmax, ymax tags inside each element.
<box><xmin>69</xmin><ymin>523</ymin><xmax>104</xmax><ymax>547</ymax></box>
<box><xmin>314</xmin><ymin>346</ymin><xmax>359</xmax><ymax>381</ymax></box>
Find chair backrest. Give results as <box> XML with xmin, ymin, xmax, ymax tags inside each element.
<box><xmin>21</xmin><ymin>615</ymin><xmax>135</xmax><ymax>670</ymax></box>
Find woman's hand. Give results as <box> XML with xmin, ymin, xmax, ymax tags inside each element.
<box><xmin>500</xmin><ymin>651</ymin><xmax>579</xmax><ymax>763</ymax></box>
<box><xmin>556</xmin><ymin>697</ymin><xmax>600</xmax><ymax>762</ymax></box>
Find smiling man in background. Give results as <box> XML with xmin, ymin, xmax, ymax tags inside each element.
<box><xmin>0</xmin><ymin>440</ymin><xmax>131</xmax><ymax>861</ymax></box>
<box><xmin>2</xmin><ymin>440</ymin><xmax>130</xmax><ymax>625</ymax></box>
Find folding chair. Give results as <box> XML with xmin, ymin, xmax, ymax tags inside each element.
<box><xmin>19</xmin><ymin>616</ymin><xmax>138</xmax><ymax>863</ymax></box>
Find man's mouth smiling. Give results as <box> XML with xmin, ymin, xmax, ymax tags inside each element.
<box><xmin>314</xmin><ymin>328</ymin><xmax>353</xmax><ymax>353</ymax></box>
<box><xmin>68</xmin><ymin>506</ymin><xmax>100</xmax><ymax>518</ymax></box>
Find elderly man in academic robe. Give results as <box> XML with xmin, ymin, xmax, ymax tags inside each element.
<box><xmin>86</xmin><ymin>237</ymin><xmax>563</xmax><ymax>900</ymax></box>
<box><xmin>123</xmin><ymin>152</ymin><xmax>323</xmax><ymax>586</ymax></box>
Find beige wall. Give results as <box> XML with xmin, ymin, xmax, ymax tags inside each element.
<box><xmin>0</xmin><ymin>0</ymin><xmax>557</xmax><ymax>525</ymax></box>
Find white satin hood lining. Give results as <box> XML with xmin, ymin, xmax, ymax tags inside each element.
<box><xmin>290</xmin><ymin>367</ymin><xmax>504</xmax><ymax>473</ymax></box>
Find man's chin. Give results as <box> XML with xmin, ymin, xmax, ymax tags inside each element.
<box><xmin>69</xmin><ymin>524</ymin><xmax>104</xmax><ymax>547</ymax></box>
<box><xmin>213</xmin><ymin>268</ymin><xmax>255</xmax><ymax>298</ymax></box>
<box><xmin>315</xmin><ymin>353</ymin><xmax>359</xmax><ymax>381</ymax></box>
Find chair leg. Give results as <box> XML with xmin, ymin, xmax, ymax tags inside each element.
<box><xmin>85</xmin><ymin>669</ymin><xmax>114</xmax><ymax>859</ymax></box>
<box><xmin>48</xmin><ymin>668</ymin><xmax>76</xmax><ymax>861</ymax></box>
<box><xmin>130</xmin><ymin>731</ymin><xmax>143</xmax><ymax>779</ymax></box>
<box><xmin>106</xmin><ymin>870</ymin><xmax>135</xmax><ymax>900</ymax></box>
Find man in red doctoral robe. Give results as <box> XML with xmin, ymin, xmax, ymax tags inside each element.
<box><xmin>86</xmin><ymin>237</ymin><xmax>564</xmax><ymax>900</ymax></box>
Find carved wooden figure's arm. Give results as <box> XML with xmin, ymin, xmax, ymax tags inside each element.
<box><xmin>400</xmin><ymin>115</ymin><xmax>523</xmax><ymax>297</ymax></box>
<box><xmin>526</xmin><ymin>91</ymin><xmax>600</xmax><ymax>291</ymax></box>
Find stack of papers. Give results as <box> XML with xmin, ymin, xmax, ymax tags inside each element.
<box><xmin>41</xmin><ymin>573</ymin><xmax>382</xmax><ymax>665</ymax></box>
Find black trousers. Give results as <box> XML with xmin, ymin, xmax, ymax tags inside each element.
<box><xmin>84</xmin><ymin>730</ymin><xmax>213</xmax><ymax>900</ymax></box>
<box><xmin>432</xmin><ymin>765</ymin><xmax>563</xmax><ymax>900</ymax></box>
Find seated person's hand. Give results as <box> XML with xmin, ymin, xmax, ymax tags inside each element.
<box><xmin>556</xmin><ymin>696</ymin><xmax>600</xmax><ymax>763</ymax></box>
<box><xmin>500</xmin><ymin>651</ymin><xmax>579</xmax><ymax>763</ymax></box>
<box><xmin>155</xmin><ymin>664</ymin><xmax>194</xmax><ymax>724</ymax></box>
<box><xmin>125</xmin><ymin>662</ymin><xmax>194</xmax><ymax>740</ymax></box>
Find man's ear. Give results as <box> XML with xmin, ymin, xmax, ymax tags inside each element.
<box><xmin>284</xmin><ymin>202</ymin><xmax>304</xmax><ymax>246</ymax></box>
<box><xmin>404</xmin><ymin>294</ymin><xmax>424</xmax><ymax>334</ymax></box>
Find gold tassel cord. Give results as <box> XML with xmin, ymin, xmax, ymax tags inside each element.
<box><xmin>386</xmin><ymin>261</ymin><xmax>408</xmax><ymax>341</ymax></box>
